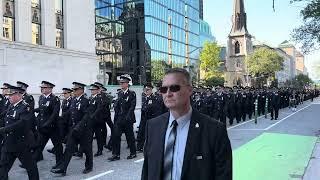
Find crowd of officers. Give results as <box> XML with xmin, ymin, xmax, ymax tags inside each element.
<box><xmin>191</xmin><ymin>85</ymin><xmax>319</xmax><ymax>125</ymax></box>
<box><xmin>0</xmin><ymin>76</ymin><xmax>318</xmax><ymax>179</ymax></box>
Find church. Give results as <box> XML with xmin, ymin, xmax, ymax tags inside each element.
<box><xmin>225</xmin><ymin>0</ymin><xmax>253</xmax><ymax>87</ymax></box>
<box><xmin>224</xmin><ymin>0</ymin><xmax>300</xmax><ymax>87</ymax></box>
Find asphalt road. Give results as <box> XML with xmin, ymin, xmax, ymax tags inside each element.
<box><xmin>9</xmin><ymin>98</ymin><xmax>320</xmax><ymax>180</ymax></box>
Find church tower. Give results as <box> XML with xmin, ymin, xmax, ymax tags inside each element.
<box><xmin>225</xmin><ymin>0</ymin><xmax>253</xmax><ymax>87</ymax></box>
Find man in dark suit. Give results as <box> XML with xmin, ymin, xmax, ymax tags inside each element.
<box><xmin>142</xmin><ymin>68</ymin><xmax>232</xmax><ymax>180</ymax></box>
<box><xmin>0</xmin><ymin>85</ymin><xmax>39</xmax><ymax>180</ymax></box>
<box><xmin>108</xmin><ymin>75</ymin><xmax>137</xmax><ymax>161</ymax></box>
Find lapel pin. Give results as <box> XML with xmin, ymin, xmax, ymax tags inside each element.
<box><xmin>195</xmin><ymin>123</ymin><xmax>199</xmax><ymax>128</ymax></box>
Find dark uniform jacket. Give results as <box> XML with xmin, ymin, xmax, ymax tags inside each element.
<box><xmin>0</xmin><ymin>101</ymin><xmax>34</xmax><ymax>152</ymax></box>
<box><xmin>22</xmin><ymin>93</ymin><xmax>35</xmax><ymax>111</ymax></box>
<box><xmin>141</xmin><ymin>94</ymin><xmax>159</xmax><ymax>121</ymax></box>
<box><xmin>69</xmin><ymin>95</ymin><xmax>89</xmax><ymax>136</ymax></box>
<box><xmin>61</xmin><ymin>97</ymin><xmax>72</xmax><ymax>121</ymax></box>
<box><xmin>34</xmin><ymin>94</ymin><xmax>60</xmax><ymax>133</ymax></box>
<box><xmin>114</xmin><ymin>89</ymin><xmax>136</xmax><ymax>124</ymax></box>
<box><xmin>87</xmin><ymin>94</ymin><xmax>106</xmax><ymax>124</ymax></box>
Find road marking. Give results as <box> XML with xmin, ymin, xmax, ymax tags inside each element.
<box><xmin>264</xmin><ymin>104</ymin><xmax>311</xmax><ymax>131</ymax></box>
<box><xmin>84</xmin><ymin>170</ymin><xmax>114</xmax><ymax>180</ymax></box>
<box><xmin>230</xmin><ymin>129</ymin><xmax>265</xmax><ymax>131</ymax></box>
<box><xmin>227</xmin><ymin>115</ymin><xmax>267</xmax><ymax>130</ymax></box>
<box><xmin>134</xmin><ymin>158</ymin><xmax>144</xmax><ymax>163</ymax></box>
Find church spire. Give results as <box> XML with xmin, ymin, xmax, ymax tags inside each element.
<box><xmin>230</xmin><ymin>0</ymin><xmax>249</xmax><ymax>36</ymax></box>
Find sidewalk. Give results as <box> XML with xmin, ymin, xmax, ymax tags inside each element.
<box><xmin>303</xmin><ymin>134</ymin><xmax>320</xmax><ymax>180</ymax></box>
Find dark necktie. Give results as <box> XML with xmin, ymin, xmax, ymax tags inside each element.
<box><xmin>163</xmin><ymin>120</ymin><xmax>178</xmax><ymax>180</ymax></box>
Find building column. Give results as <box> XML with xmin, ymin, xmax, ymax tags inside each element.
<box><xmin>15</xmin><ymin>0</ymin><xmax>32</xmax><ymax>43</ymax></box>
<box><xmin>41</xmin><ymin>0</ymin><xmax>55</xmax><ymax>47</ymax></box>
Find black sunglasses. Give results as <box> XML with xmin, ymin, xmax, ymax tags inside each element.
<box><xmin>159</xmin><ymin>85</ymin><xmax>184</xmax><ymax>94</ymax></box>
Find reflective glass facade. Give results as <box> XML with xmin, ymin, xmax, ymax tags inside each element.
<box><xmin>95</xmin><ymin>0</ymin><xmax>200</xmax><ymax>85</ymax></box>
<box><xmin>3</xmin><ymin>0</ymin><xmax>15</xmax><ymax>41</ymax></box>
<box><xmin>55</xmin><ymin>0</ymin><xmax>64</xmax><ymax>48</ymax></box>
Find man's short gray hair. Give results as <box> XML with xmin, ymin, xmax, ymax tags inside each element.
<box><xmin>164</xmin><ymin>68</ymin><xmax>192</xmax><ymax>86</ymax></box>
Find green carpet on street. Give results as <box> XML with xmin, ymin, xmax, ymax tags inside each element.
<box><xmin>233</xmin><ymin>133</ymin><xmax>317</xmax><ymax>180</ymax></box>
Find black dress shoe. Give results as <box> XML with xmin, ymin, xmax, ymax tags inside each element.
<box><xmin>108</xmin><ymin>155</ymin><xmax>120</xmax><ymax>161</ymax></box>
<box><xmin>47</xmin><ymin>148</ymin><xmax>55</xmax><ymax>154</ymax></box>
<box><xmin>94</xmin><ymin>151</ymin><xmax>103</xmax><ymax>157</ymax></box>
<box><xmin>271</xmin><ymin>118</ymin><xmax>274</xmax><ymax>120</ymax></box>
<box><xmin>51</xmin><ymin>168</ymin><xmax>66</xmax><ymax>176</ymax></box>
<box><xmin>82</xmin><ymin>168</ymin><xmax>93</xmax><ymax>174</ymax></box>
<box><xmin>74</xmin><ymin>152</ymin><xmax>83</xmax><ymax>158</ymax></box>
<box><xmin>127</xmin><ymin>154</ymin><xmax>137</xmax><ymax>159</ymax></box>
<box><xmin>137</xmin><ymin>149</ymin><xmax>143</xmax><ymax>153</ymax></box>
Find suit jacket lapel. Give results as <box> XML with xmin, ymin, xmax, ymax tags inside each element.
<box><xmin>156</xmin><ymin>113</ymin><xmax>169</xmax><ymax>179</ymax></box>
<box><xmin>181</xmin><ymin>110</ymin><xmax>201</xmax><ymax>179</ymax></box>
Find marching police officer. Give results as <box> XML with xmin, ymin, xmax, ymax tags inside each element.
<box><xmin>59</xmin><ymin>88</ymin><xmax>73</xmax><ymax>143</ymax></box>
<box><xmin>16</xmin><ymin>81</ymin><xmax>35</xmax><ymax>111</ymax></box>
<box><xmin>0</xmin><ymin>83</ymin><xmax>12</xmax><ymax>158</ymax></box>
<box><xmin>51</xmin><ymin>82</ymin><xmax>92</xmax><ymax>175</ymax></box>
<box><xmin>211</xmin><ymin>85</ymin><xmax>227</xmax><ymax>126</ymax></box>
<box><xmin>270</xmin><ymin>87</ymin><xmax>281</xmax><ymax>120</ymax></box>
<box><xmin>0</xmin><ymin>85</ymin><xmax>39</xmax><ymax>180</ymax></box>
<box><xmin>34</xmin><ymin>81</ymin><xmax>62</xmax><ymax>166</ymax></box>
<box><xmin>94</xmin><ymin>82</ymin><xmax>113</xmax><ymax>152</ymax></box>
<box><xmin>108</xmin><ymin>75</ymin><xmax>137</xmax><ymax>161</ymax></box>
<box><xmin>88</xmin><ymin>84</ymin><xmax>107</xmax><ymax>157</ymax></box>
<box><xmin>136</xmin><ymin>83</ymin><xmax>159</xmax><ymax>152</ymax></box>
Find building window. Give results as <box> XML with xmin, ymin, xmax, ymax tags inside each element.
<box><xmin>235</xmin><ymin>41</ymin><xmax>240</xmax><ymax>54</ymax></box>
<box><xmin>55</xmin><ymin>0</ymin><xmax>64</xmax><ymax>48</ymax></box>
<box><xmin>32</xmin><ymin>0</ymin><xmax>41</xmax><ymax>45</ymax></box>
<box><xmin>2</xmin><ymin>0</ymin><xmax>15</xmax><ymax>41</ymax></box>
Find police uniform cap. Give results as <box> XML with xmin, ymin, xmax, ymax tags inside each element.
<box><xmin>1</xmin><ymin>83</ymin><xmax>12</xmax><ymax>89</ymax></box>
<box><xmin>16</xmin><ymin>81</ymin><xmax>29</xmax><ymax>90</ymax></box>
<box><xmin>7</xmin><ymin>85</ymin><xmax>24</xmax><ymax>95</ymax></box>
<box><xmin>144</xmin><ymin>82</ymin><xmax>153</xmax><ymax>89</ymax></box>
<box><xmin>94</xmin><ymin>82</ymin><xmax>104</xmax><ymax>87</ymax></box>
<box><xmin>216</xmin><ymin>84</ymin><xmax>224</xmax><ymax>89</ymax></box>
<box><xmin>119</xmin><ymin>75</ymin><xmax>131</xmax><ymax>83</ymax></box>
<box><xmin>40</xmin><ymin>81</ymin><xmax>55</xmax><ymax>88</ymax></box>
<box><xmin>101</xmin><ymin>86</ymin><xmax>107</xmax><ymax>92</ymax></box>
<box><xmin>89</xmin><ymin>84</ymin><xmax>100</xmax><ymax>90</ymax></box>
<box><xmin>62</xmin><ymin>88</ymin><xmax>72</xmax><ymax>94</ymax></box>
<box><xmin>72</xmin><ymin>82</ymin><xmax>86</xmax><ymax>90</ymax></box>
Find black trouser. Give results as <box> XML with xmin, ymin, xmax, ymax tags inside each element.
<box><xmin>58</xmin><ymin>118</ymin><xmax>69</xmax><ymax>143</ymax></box>
<box><xmin>271</xmin><ymin>106</ymin><xmax>279</xmax><ymax>119</ymax></box>
<box><xmin>93</xmin><ymin>122</ymin><xmax>106</xmax><ymax>152</ymax></box>
<box><xmin>258</xmin><ymin>102</ymin><xmax>265</xmax><ymax>116</ymax></box>
<box><xmin>136</xmin><ymin>116</ymin><xmax>147</xmax><ymax>150</ymax></box>
<box><xmin>213</xmin><ymin>111</ymin><xmax>226</xmax><ymax>125</ymax></box>
<box><xmin>0</xmin><ymin>149</ymin><xmax>39</xmax><ymax>180</ymax></box>
<box><xmin>112</xmin><ymin>122</ymin><xmax>136</xmax><ymax>156</ymax></box>
<box><xmin>58</xmin><ymin>129</ymin><xmax>93</xmax><ymax>171</ymax></box>
<box><xmin>105</xmin><ymin>117</ymin><xmax>114</xmax><ymax>148</ymax></box>
<box><xmin>34</xmin><ymin>129</ymin><xmax>63</xmax><ymax>164</ymax></box>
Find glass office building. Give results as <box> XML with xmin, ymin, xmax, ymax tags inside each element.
<box><xmin>95</xmin><ymin>0</ymin><xmax>200</xmax><ymax>85</ymax></box>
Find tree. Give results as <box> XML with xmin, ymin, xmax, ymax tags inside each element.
<box><xmin>285</xmin><ymin>74</ymin><xmax>314</xmax><ymax>89</ymax></box>
<box><xmin>151</xmin><ymin>60</ymin><xmax>170</xmax><ymax>83</ymax></box>
<box><xmin>290</xmin><ymin>0</ymin><xmax>320</xmax><ymax>53</ymax></box>
<box><xmin>199</xmin><ymin>42</ymin><xmax>224</xmax><ymax>83</ymax></box>
<box><xmin>245</xmin><ymin>47</ymin><xmax>284</xmax><ymax>87</ymax></box>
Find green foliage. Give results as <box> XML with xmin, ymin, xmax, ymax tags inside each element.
<box><xmin>290</xmin><ymin>0</ymin><xmax>320</xmax><ymax>53</ymax></box>
<box><xmin>245</xmin><ymin>47</ymin><xmax>284</xmax><ymax>77</ymax></box>
<box><xmin>204</xmin><ymin>75</ymin><xmax>225</xmax><ymax>87</ymax></box>
<box><xmin>151</xmin><ymin>60</ymin><xmax>170</xmax><ymax>83</ymax></box>
<box><xmin>199</xmin><ymin>41</ymin><xmax>223</xmax><ymax>80</ymax></box>
<box><xmin>285</xmin><ymin>74</ymin><xmax>314</xmax><ymax>89</ymax></box>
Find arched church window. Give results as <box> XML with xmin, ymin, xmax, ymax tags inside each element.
<box><xmin>235</xmin><ymin>41</ymin><xmax>240</xmax><ymax>54</ymax></box>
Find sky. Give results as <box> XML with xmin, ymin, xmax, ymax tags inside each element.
<box><xmin>203</xmin><ymin>0</ymin><xmax>320</xmax><ymax>80</ymax></box>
